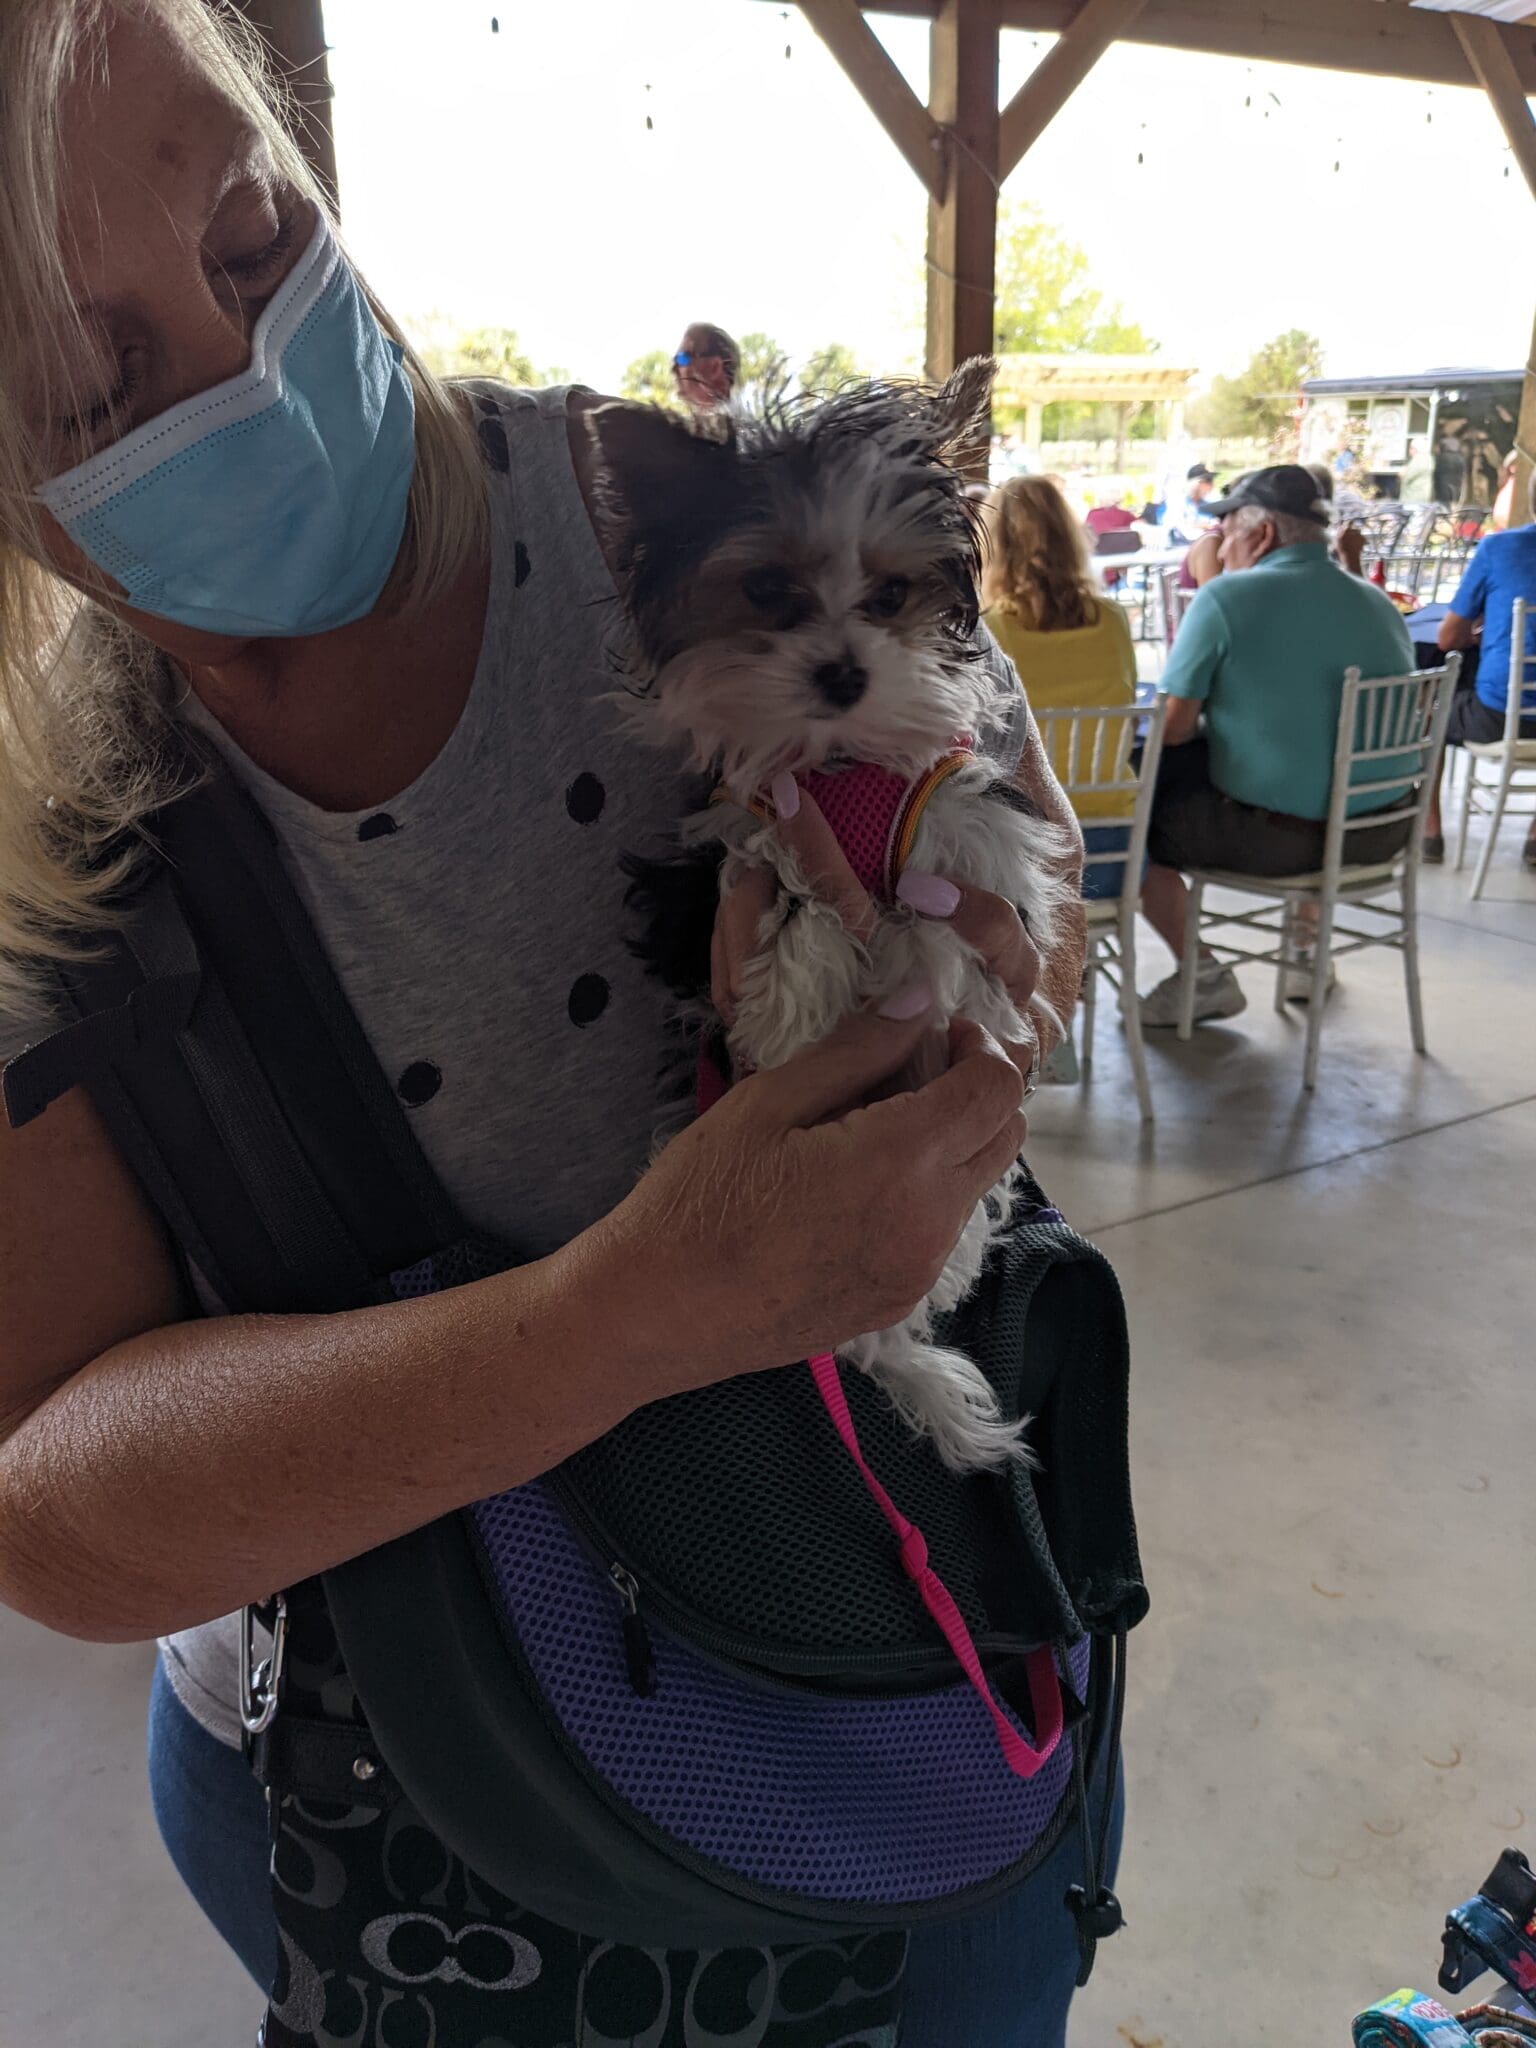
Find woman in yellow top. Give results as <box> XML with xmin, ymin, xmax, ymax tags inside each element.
<box><xmin>981</xmin><ymin>475</ymin><xmax>1138</xmax><ymax>905</ymax></box>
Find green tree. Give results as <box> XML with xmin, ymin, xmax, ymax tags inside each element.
<box><xmin>735</xmin><ymin>331</ymin><xmax>787</xmax><ymax>392</ymax></box>
<box><xmin>408</xmin><ymin>316</ymin><xmax>566</xmax><ymax>388</ymax></box>
<box><xmin>799</xmin><ymin>342</ymin><xmax>862</xmax><ymax>398</ymax></box>
<box><xmin>1190</xmin><ymin>329</ymin><xmax>1325</xmax><ymax>455</ymax></box>
<box><xmin>620</xmin><ymin>349</ymin><xmax>680</xmax><ymax>408</ymax></box>
<box><xmin>993</xmin><ymin>202</ymin><xmax>1157</xmax><ymax>358</ymax></box>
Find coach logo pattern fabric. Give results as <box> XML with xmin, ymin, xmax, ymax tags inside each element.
<box><xmin>262</xmin><ymin>1595</ymin><xmax>908</xmax><ymax>2048</ymax></box>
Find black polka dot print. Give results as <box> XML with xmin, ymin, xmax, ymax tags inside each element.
<box><xmin>397</xmin><ymin>1061</ymin><xmax>443</xmax><ymax>1106</ymax></box>
<box><xmin>567</xmin><ymin>974</ymin><xmax>610</xmax><ymax>1027</ymax></box>
<box><xmin>357</xmin><ymin>813</ymin><xmax>398</xmax><ymax>842</ymax></box>
<box><xmin>478</xmin><ymin>417</ymin><xmax>510</xmax><ymax>473</ymax></box>
<box><xmin>565</xmin><ymin>772</ymin><xmax>606</xmax><ymax>824</ymax></box>
<box><xmin>477</xmin><ymin>395</ymin><xmax>501</xmax><ymax>417</ymax></box>
<box><xmin>514</xmin><ymin>540</ymin><xmax>532</xmax><ymax>587</ymax></box>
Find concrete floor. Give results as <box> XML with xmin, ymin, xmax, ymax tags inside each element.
<box><xmin>3</xmin><ymin>821</ymin><xmax>1533</xmax><ymax>2047</ymax></box>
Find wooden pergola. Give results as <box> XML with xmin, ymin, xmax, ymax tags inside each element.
<box><xmin>241</xmin><ymin>0</ymin><xmax>1536</xmax><ymax>511</ymax></box>
<box><xmin>993</xmin><ymin>353</ymin><xmax>1199</xmax><ymax>464</ymax></box>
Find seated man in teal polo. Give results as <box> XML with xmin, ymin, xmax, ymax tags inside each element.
<box><xmin>1139</xmin><ymin>466</ymin><xmax>1416</xmax><ymax>1025</ymax></box>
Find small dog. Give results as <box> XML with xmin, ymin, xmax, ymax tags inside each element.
<box><xmin>594</xmin><ymin>361</ymin><xmax>1069</xmax><ymax>1472</ymax></box>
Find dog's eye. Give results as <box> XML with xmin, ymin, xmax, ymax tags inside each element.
<box><xmin>865</xmin><ymin>575</ymin><xmax>909</xmax><ymax>619</ymax></box>
<box><xmin>742</xmin><ymin>567</ymin><xmax>808</xmax><ymax>621</ymax></box>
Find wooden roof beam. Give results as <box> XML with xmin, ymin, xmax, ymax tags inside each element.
<box><xmin>796</xmin><ymin>0</ymin><xmax>947</xmax><ymax>195</ymax></box>
<box><xmin>999</xmin><ymin>0</ymin><xmax>1148</xmax><ymax>180</ymax></box>
<box><xmin>825</xmin><ymin>0</ymin><xmax>1536</xmax><ymax>93</ymax></box>
<box><xmin>1448</xmin><ymin>12</ymin><xmax>1536</xmax><ymax>526</ymax></box>
<box><xmin>1450</xmin><ymin>10</ymin><xmax>1536</xmax><ymax>200</ymax></box>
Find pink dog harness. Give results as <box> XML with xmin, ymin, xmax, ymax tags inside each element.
<box><xmin>699</xmin><ymin>738</ymin><xmax>1063</xmax><ymax>1782</ymax></box>
<box><xmin>797</xmin><ymin>742</ymin><xmax>973</xmax><ymax>901</ymax></box>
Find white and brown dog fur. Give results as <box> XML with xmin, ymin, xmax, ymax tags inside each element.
<box><xmin>595</xmin><ymin>360</ymin><xmax>1069</xmax><ymax>1472</ymax></box>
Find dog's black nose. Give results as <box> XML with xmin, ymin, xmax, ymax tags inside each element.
<box><xmin>812</xmin><ymin>660</ymin><xmax>868</xmax><ymax>710</ymax></box>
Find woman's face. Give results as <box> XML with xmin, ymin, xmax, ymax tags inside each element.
<box><xmin>27</xmin><ymin>9</ymin><xmax>316</xmax><ymax>663</ymax></box>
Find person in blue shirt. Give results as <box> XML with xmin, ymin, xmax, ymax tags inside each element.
<box><xmin>1139</xmin><ymin>467</ymin><xmax>1418</xmax><ymax>1026</ymax></box>
<box><xmin>1162</xmin><ymin>462</ymin><xmax>1217</xmax><ymax>544</ymax></box>
<box><xmin>1424</xmin><ymin>477</ymin><xmax>1536</xmax><ymax>868</ymax></box>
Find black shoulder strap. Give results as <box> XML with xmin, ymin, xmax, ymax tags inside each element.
<box><xmin>3</xmin><ymin>749</ymin><xmax>464</xmax><ymax>1315</ymax></box>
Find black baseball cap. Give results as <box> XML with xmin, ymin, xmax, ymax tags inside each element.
<box><xmin>1186</xmin><ymin>463</ymin><xmax>1215</xmax><ymax>483</ymax></box>
<box><xmin>1203</xmin><ymin>464</ymin><xmax>1329</xmax><ymax>523</ymax></box>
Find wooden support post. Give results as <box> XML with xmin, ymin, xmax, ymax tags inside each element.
<box><xmin>1450</xmin><ymin>14</ymin><xmax>1536</xmax><ymax>525</ymax></box>
<box><xmin>999</xmin><ymin>0</ymin><xmax>1148</xmax><ymax>181</ymax></box>
<box><xmin>925</xmin><ymin>0</ymin><xmax>1000</xmax><ymax>424</ymax></box>
<box><xmin>1024</xmin><ymin>399</ymin><xmax>1045</xmax><ymax>453</ymax></box>
<box><xmin>235</xmin><ymin>0</ymin><xmax>339</xmax><ymax>207</ymax></box>
<box><xmin>1113</xmin><ymin>400</ymin><xmax>1131</xmax><ymax>474</ymax></box>
<box><xmin>797</xmin><ymin>0</ymin><xmax>945</xmax><ymax>194</ymax></box>
<box><xmin>1515</xmin><ymin>309</ymin><xmax>1536</xmax><ymax>533</ymax></box>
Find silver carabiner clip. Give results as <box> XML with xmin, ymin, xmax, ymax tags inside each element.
<box><xmin>238</xmin><ymin>1592</ymin><xmax>288</xmax><ymax>1736</ymax></box>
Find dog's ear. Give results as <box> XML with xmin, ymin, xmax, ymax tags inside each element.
<box><xmin>927</xmin><ymin>356</ymin><xmax>996</xmax><ymax>459</ymax></box>
<box><xmin>587</xmin><ymin>401</ymin><xmax>737</xmax><ymax>554</ymax></box>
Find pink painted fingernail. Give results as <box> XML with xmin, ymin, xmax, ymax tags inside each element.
<box><xmin>896</xmin><ymin>870</ymin><xmax>961</xmax><ymax>918</ymax></box>
<box><xmin>771</xmin><ymin>772</ymin><xmax>800</xmax><ymax>820</ymax></box>
<box><xmin>879</xmin><ymin>977</ymin><xmax>934</xmax><ymax>1020</ymax></box>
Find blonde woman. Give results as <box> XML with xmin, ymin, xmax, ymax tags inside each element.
<box><xmin>982</xmin><ymin>474</ymin><xmax>1139</xmax><ymax>902</ymax></box>
<box><xmin>0</xmin><ymin>5</ymin><xmax>1098</xmax><ymax>2041</ymax></box>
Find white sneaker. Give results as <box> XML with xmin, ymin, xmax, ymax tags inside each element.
<box><xmin>1140</xmin><ymin>962</ymin><xmax>1247</xmax><ymax>1029</ymax></box>
<box><xmin>1282</xmin><ymin>953</ymin><xmax>1338</xmax><ymax>1005</ymax></box>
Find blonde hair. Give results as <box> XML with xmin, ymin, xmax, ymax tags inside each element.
<box><xmin>0</xmin><ymin>0</ymin><xmax>488</xmax><ymax>1021</ymax></box>
<box><xmin>980</xmin><ymin>475</ymin><xmax>1102</xmax><ymax>634</ymax></box>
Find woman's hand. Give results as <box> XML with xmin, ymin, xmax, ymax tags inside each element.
<box><xmin>711</xmin><ymin>782</ymin><xmax>1043</xmax><ymax>1083</ymax></box>
<box><xmin>586</xmin><ymin>1001</ymin><xmax>1030</xmax><ymax>1394</ymax></box>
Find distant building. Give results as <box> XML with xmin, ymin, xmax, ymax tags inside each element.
<box><xmin>1300</xmin><ymin>368</ymin><xmax>1521</xmax><ymax>505</ymax></box>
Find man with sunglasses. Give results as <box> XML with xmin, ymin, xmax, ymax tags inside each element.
<box><xmin>672</xmin><ymin>322</ymin><xmax>738</xmax><ymax>413</ymax></box>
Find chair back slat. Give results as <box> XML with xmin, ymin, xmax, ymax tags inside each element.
<box><xmin>1032</xmin><ymin>698</ymin><xmax>1168</xmax><ymax>902</ymax></box>
<box><xmin>1323</xmin><ymin>659</ymin><xmax>1459</xmax><ymax>881</ymax></box>
<box><xmin>1509</xmin><ymin>597</ymin><xmax>1536</xmax><ymax>736</ymax></box>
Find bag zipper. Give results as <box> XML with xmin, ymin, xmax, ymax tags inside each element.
<box><xmin>608</xmin><ymin>1563</ymin><xmax>658</xmax><ymax>1698</ymax></box>
<box><xmin>558</xmin><ymin>1471</ymin><xmax>1042</xmax><ymax>1694</ymax></box>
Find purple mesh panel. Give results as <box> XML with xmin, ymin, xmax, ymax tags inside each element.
<box><xmin>473</xmin><ymin>1480</ymin><xmax>1088</xmax><ymax>1905</ymax></box>
<box><xmin>391</xmin><ymin>1257</ymin><xmax>436</xmax><ymax>1299</ymax></box>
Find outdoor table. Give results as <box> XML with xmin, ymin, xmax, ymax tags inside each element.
<box><xmin>1090</xmin><ymin>546</ymin><xmax>1188</xmax><ymax>579</ymax></box>
<box><xmin>1404</xmin><ymin>602</ymin><xmax>1478</xmax><ymax>695</ymax></box>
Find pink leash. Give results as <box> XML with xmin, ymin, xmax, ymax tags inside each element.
<box><xmin>695</xmin><ymin>1052</ymin><xmax>1061</xmax><ymax>1778</ymax></box>
<box><xmin>807</xmin><ymin>1350</ymin><xmax>1063</xmax><ymax>1780</ymax></box>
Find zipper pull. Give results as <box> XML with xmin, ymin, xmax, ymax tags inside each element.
<box><xmin>608</xmin><ymin>1564</ymin><xmax>657</xmax><ymax>1698</ymax></box>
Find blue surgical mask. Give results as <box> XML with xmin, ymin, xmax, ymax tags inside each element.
<box><xmin>37</xmin><ymin>215</ymin><xmax>417</xmax><ymax>639</ymax></box>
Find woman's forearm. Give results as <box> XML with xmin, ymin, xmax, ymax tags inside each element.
<box><xmin>0</xmin><ymin>1228</ymin><xmax>651</xmax><ymax>1642</ymax></box>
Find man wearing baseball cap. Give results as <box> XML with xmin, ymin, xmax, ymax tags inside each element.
<box><xmin>1139</xmin><ymin>465</ymin><xmax>1417</xmax><ymax>1025</ymax></box>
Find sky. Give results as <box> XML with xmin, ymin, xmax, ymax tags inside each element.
<box><xmin>320</xmin><ymin>0</ymin><xmax>1534</xmax><ymax>395</ymax></box>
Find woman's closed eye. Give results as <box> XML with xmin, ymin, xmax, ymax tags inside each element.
<box><xmin>53</xmin><ymin>347</ymin><xmax>148</xmax><ymax>452</ymax></box>
<box><xmin>211</xmin><ymin>203</ymin><xmax>304</xmax><ymax>295</ymax></box>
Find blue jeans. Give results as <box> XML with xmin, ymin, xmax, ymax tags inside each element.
<box><xmin>1081</xmin><ymin>822</ymin><xmax>1140</xmax><ymax>903</ymax></box>
<box><xmin>148</xmin><ymin>1656</ymin><xmax>1123</xmax><ymax>2045</ymax></box>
